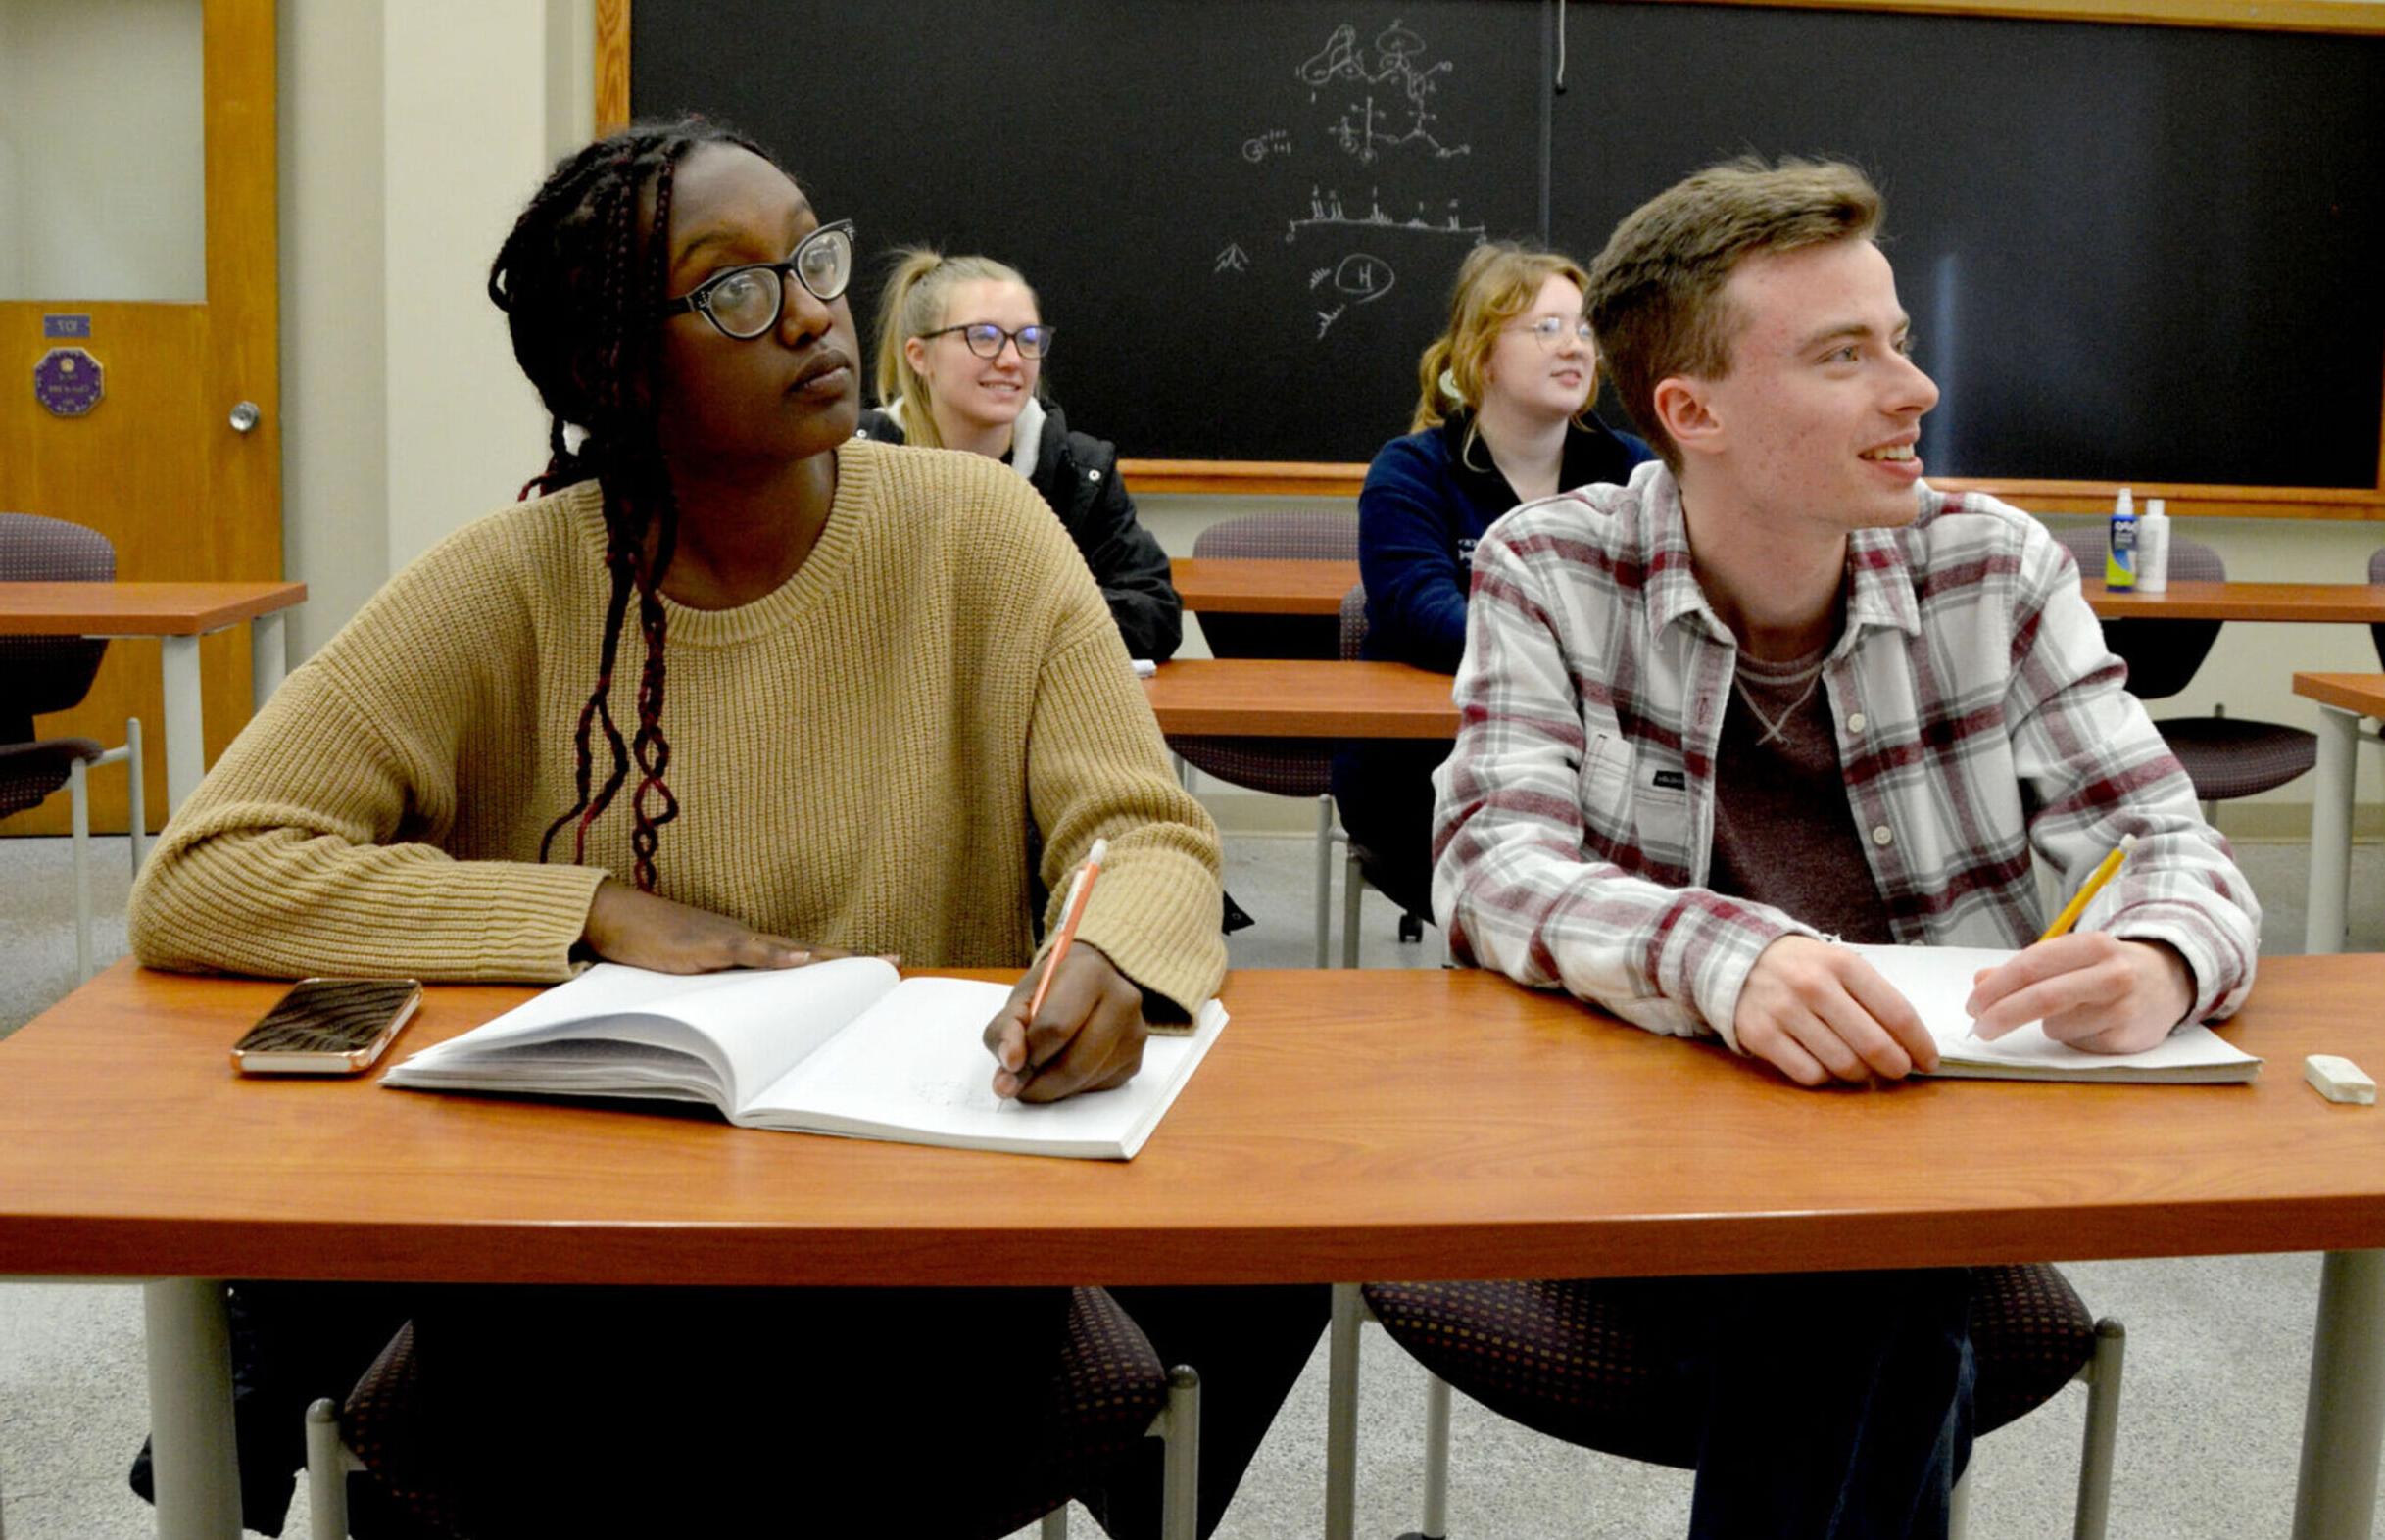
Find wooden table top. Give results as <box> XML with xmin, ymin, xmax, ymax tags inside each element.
<box><xmin>2293</xmin><ymin>672</ymin><xmax>2385</xmax><ymax>717</ymax></box>
<box><xmin>2</xmin><ymin>958</ymin><xmax>2381</xmax><ymax>1288</ymax></box>
<box><xmin>1170</xmin><ymin>557</ymin><xmax>1356</xmax><ymax>616</ymax></box>
<box><xmin>1168</xmin><ymin>560</ymin><xmax>2385</xmax><ymax>628</ymax></box>
<box><xmin>2083</xmin><ymin>580</ymin><xmax>2385</xmax><ymax>623</ymax></box>
<box><xmin>1144</xmin><ymin>658</ymin><xmax>1456</xmax><ymax>739</ymax></box>
<box><xmin>0</xmin><ymin>580</ymin><xmax>308</xmax><ymax>635</ymax></box>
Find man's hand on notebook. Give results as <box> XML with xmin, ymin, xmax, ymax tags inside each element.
<box><xmin>983</xmin><ymin>941</ymin><xmax>1148</xmax><ymax>1103</ymax></box>
<box><xmin>1964</xmin><ymin>934</ymin><xmax>2194</xmax><ymax>1055</ymax></box>
<box><xmin>1735</xmin><ymin>936</ymin><xmax>1939</xmax><ymax>1086</ymax></box>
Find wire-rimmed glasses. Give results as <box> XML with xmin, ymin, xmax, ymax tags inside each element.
<box><xmin>1510</xmin><ymin>314</ymin><xmax>1595</xmax><ymax>351</ymax></box>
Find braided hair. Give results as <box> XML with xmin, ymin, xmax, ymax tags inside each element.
<box><xmin>488</xmin><ymin>118</ymin><xmax>774</xmax><ymax>892</ymax></box>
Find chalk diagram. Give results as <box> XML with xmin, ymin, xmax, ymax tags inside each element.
<box><xmin>1286</xmin><ymin>186</ymin><xmax>1485</xmax><ymax>245</ymax></box>
<box><xmin>1297</xmin><ymin>20</ymin><xmax>1470</xmax><ymax>165</ymax></box>
<box><xmin>1218</xmin><ymin>18</ymin><xmax>1485</xmax><ymax>344</ymax></box>
<box><xmin>1307</xmin><ymin>254</ymin><xmax>1396</xmax><ymax>336</ymax></box>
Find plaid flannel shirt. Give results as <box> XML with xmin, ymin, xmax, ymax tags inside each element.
<box><xmin>1431</xmin><ymin>460</ymin><xmax>2260</xmax><ymax>1050</ymax></box>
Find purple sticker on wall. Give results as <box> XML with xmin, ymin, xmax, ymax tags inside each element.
<box><xmin>43</xmin><ymin>314</ymin><xmax>92</xmax><ymax>339</ymax></box>
<box><xmin>33</xmin><ymin>348</ymin><xmax>104</xmax><ymax>416</ymax></box>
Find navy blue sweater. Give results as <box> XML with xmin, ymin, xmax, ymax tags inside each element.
<box><xmin>1357</xmin><ymin>411</ymin><xmax>1652</xmax><ymax>674</ymax></box>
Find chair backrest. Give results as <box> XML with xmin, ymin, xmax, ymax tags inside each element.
<box><xmin>0</xmin><ymin>513</ymin><xmax>116</xmax><ymax>742</ymax></box>
<box><xmin>2369</xmin><ymin>547</ymin><xmax>2385</xmax><ymax>670</ymax></box>
<box><xmin>1192</xmin><ymin>510</ymin><xmax>1358</xmax><ymax>660</ymax></box>
<box><xmin>2049</xmin><ymin>523</ymin><xmax>2220</xmax><ymax>701</ymax></box>
<box><xmin>1339</xmin><ymin>582</ymin><xmax>1369</xmax><ymax>662</ymax></box>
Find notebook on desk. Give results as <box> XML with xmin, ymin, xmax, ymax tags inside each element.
<box><xmin>1846</xmin><ymin>943</ymin><xmax>2261</xmax><ymax>1084</ymax></box>
<box><xmin>382</xmin><ymin>957</ymin><xmax>1226</xmax><ymax>1158</ymax></box>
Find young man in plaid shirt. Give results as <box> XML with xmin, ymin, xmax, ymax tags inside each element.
<box><xmin>1431</xmin><ymin>158</ymin><xmax>2259</xmax><ymax>1536</ymax></box>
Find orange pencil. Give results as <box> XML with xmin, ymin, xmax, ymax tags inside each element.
<box><xmin>1025</xmin><ymin>838</ymin><xmax>1108</xmax><ymax>1027</ymax></box>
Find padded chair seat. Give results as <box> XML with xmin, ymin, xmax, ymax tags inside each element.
<box><xmin>1361</xmin><ymin>1262</ymin><xmax>2097</xmax><ymax>1468</ymax></box>
<box><xmin>2154</xmin><ymin>715</ymin><xmax>2318</xmax><ymax>801</ymax></box>
<box><xmin>342</xmin><ymin>1288</ymin><xmax>1168</xmax><ymax>1540</ymax></box>
<box><xmin>340</xmin><ymin>1323</ymin><xmax>466</xmax><ymax>1539</ymax></box>
<box><xmin>0</xmin><ymin>737</ymin><xmax>107</xmax><ymax>817</ymax></box>
<box><xmin>987</xmin><ymin>1284</ymin><xmax>1174</xmax><ymax>1535</ymax></box>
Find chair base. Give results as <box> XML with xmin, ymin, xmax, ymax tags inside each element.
<box><xmin>1329</xmin><ymin>1278</ymin><xmax>2123</xmax><ymax>1540</ymax></box>
<box><xmin>307</xmin><ymin>1353</ymin><xmax>1203</xmax><ymax>1540</ymax></box>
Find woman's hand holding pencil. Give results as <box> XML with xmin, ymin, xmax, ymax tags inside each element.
<box><xmin>983</xmin><ymin>840</ymin><xmax>1153</xmax><ymax>1102</ymax></box>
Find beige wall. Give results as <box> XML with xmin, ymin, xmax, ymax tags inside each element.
<box><xmin>275</xmin><ymin>2</ymin><xmax>2385</xmax><ymax>834</ymax></box>
<box><xmin>277</xmin><ymin>0</ymin><xmax>589</xmax><ymax>656</ymax></box>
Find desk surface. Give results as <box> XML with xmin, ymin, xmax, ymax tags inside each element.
<box><xmin>2</xmin><ymin>959</ymin><xmax>2382</xmax><ymax>1289</ymax></box>
<box><xmin>1171</xmin><ymin>558</ymin><xmax>2385</xmax><ymax>627</ymax></box>
<box><xmin>0</xmin><ymin>580</ymin><xmax>309</xmax><ymax>636</ymax></box>
<box><xmin>1145</xmin><ymin>658</ymin><xmax>1455</xmax><ymax>739</ymax></box>
<box><xmin>1170</xmin><ymin>557</ymin><xmax>1354</xmax><ymax>617</ymax></box>
<box><xmin>2294</xmin><ymin>671</ymin><xmax>2385</xmax><ymax>717</ymax></box>
<box><xmin>2083</xmin><ymin>580</ymin><xmax>2385</xmax><ymax>622</ymax></box>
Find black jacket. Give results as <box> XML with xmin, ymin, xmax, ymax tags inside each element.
<box><xmin>854</xmin><ymin>402</ymin><xmax>1183</xmax><ymax>661</ymax></box>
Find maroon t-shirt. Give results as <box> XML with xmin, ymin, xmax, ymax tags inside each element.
<box><xmin>1705</xmin><ymin>646</ymin><xmax>1897</xmax><ymax>944</ymax></box>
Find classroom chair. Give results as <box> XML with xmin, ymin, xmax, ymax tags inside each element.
<box><xmin>2370</xmin><ymin>548</ymin><xmax>2385</xmax><ymax>668</ymax></box>
<box><xmin>0</xmin><ymin>512</ymin><xmax>147</xmax><ymax>981</ymax></box>
<box><xmin>1325</xmin><ymin>1268</ymin><xmax>2123</xmax><ymax>1540</ymax></box>
<box><xmin>1171</xmin><ymin>510</ymin><xmax>1359</xmax><ymax>966</ymax></box>
<box><xmin>304</xmin><ymin>1288</ymin><xmax>1201</xmax><ymax>1540</ymax></box>
<box><xmin>2052</xmin><ymin>527</ymin><xmax>2314</xmax><ymax>821</ymax></box>
<box><xmin>1335</xmin><ymin>582</ymin><xmax>1436</xmax><ymax>966</ymax></box>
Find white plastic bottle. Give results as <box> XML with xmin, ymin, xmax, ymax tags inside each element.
<box><xmin>2137</xmin><ymin>498</ymin><xmax>2170</xmax><ymax>594</ymax></box>
<box><xmin>2104</xmin><ymin>487</ymin><xmax>2137</xmax><ymax>590</ymax></box>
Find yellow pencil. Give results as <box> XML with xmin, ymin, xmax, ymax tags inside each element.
<box><xmin>2040</xmin><ymin>834</ymin><xmax>2138</xmax><ymax>941</ymax></box>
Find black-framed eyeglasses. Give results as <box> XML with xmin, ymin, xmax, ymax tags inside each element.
<box><xmin>916</xmin><ymin>321</ymin><xmax>1056</xmax><ymax>361</ymax></box>
<box><xmin>660</xmin><ymin>219</ymin><xmax>855</xmax><ymax>340</ymax></box>
<box><xmin>1510</xmin><ymin>314</ymin><xmax>1595</xmax><ymax>351</ymax></box>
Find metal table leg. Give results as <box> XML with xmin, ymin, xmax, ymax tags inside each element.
<box><xmin>2291</xmin><ymin>1248</ymin><xmax>2385</xmax><ymax>1540</ymax></box>
<box><xmin>2304</xmin><ymin>705</ymin><xmax>2360</xmax><ymax>955</ymax></box>
<box><xmin>141</xmin><ymin>1277</ymin><xmax>240</xmax><ymax>1539</ymax></box>
<box><xmin>159</xmin><ymin>637</ymin><xmax>206</xmax><ymax>816</ymax></box>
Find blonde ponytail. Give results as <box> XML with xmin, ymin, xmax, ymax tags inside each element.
<box><xmin>870</xmin><ymin>246</ymin><xmax>1037</xmax><ymax>452</ymax></box>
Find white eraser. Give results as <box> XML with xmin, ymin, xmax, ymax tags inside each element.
<box><xmin>2303</xmin><ymin>1054</ymin><xmax>2376</xmax><ymax>1105</ymax></box>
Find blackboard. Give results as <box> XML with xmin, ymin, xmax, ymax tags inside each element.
<box><xmin>630</xmin><ymin>1</ymin><xmax>2385</xmax><ymax>492</ymax></box>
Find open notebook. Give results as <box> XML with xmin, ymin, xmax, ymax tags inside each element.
<box><xmin>1847</xmin><ymin>943</ymin><xmax>2260</xmax><ymax>1084</ymax></box>
<box><xmin>382</xmin><ymin>958</ymin><xmax>1227</xmax><ymax>1158</ymax></box>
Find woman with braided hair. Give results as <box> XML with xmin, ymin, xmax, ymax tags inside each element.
<box><xmin>126</xmin><ymin>120</ymin><xmax>1322</xmax><ymax>1537</ymax></box>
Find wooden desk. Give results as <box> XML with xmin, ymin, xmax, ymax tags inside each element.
<box><xmin>1144</xmin><ymin>658</ymin><xmax>1455</xmax><ymax>739</ymax></box>
<box><xmin>2083</xmin><ymin>580</ymin><xmax>2385</xmax><ymax>623</ymax></box>
<box><xmin>5</xmin><ymin>962</ymin><xmax>2385</xmax><ymax>1537</ymax></box>
<box><xmin>1169</xmin><ymin>562</ymin><xmax>2385</xmax><ymax>629</ymax></box>
<box><xmin>1170</xmin><ymin>557</ymin><xmax>1357</xmax><ymax>617</ymax></box>
<box><xmin>0</xmin><ymin>580</ymin><xmax>308</xmax><ymax>812</ymax></box>
<box><xmin>2295</xmin><ymin>672</ymin><xmax>2385</xmax><ymax>956</ymax></box>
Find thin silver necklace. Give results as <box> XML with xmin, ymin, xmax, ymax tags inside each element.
<box><xmin>1732</xmin><ymin>659</ymin><xmax>1825</xmax><ymax>746</ymax></box>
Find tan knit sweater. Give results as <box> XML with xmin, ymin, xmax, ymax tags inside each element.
<box><xmin>129</xmin><ymin>440</ymin><xmax>1226</xmax><ymax>1013</ymax></box>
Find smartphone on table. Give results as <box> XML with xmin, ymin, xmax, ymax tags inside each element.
<box><xmin>230</xmin><ymin>978</ymin><xmax>425</xmax><ymax>1076</ymax></box>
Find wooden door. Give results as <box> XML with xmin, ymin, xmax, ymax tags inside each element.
<box><xmin>0</xmin><ymin>0</ymin><xmax>279</xmax><ymax>835</ymax></box>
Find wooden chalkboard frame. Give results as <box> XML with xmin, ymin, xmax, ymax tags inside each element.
<box><xmin>596</xmin><ymin>0</ymin><xmax>2385</xmax><ymax>518</ymax></box>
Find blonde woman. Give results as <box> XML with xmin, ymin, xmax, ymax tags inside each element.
<box><xmin>1334</xmin><ymin>242</ymin><xmax>1652</xmax><ymax>921</ymax></box>
<box><xmin>858</xmin><ymin>248</ymin><xmax>1181</xmax><ymax>660</ymax></box>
